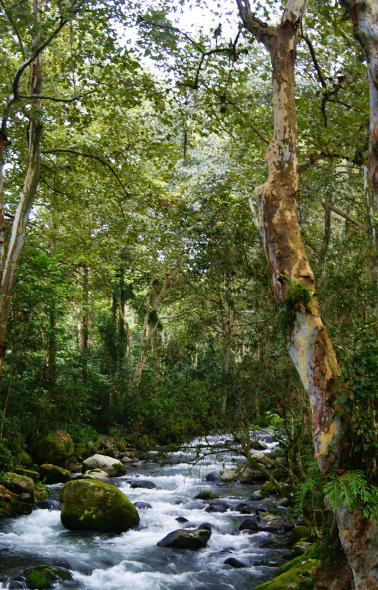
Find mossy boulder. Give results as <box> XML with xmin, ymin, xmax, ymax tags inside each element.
<box><xmin>25</xmin><ymin>565</ymin><xmax>72</xmax><ymax>589</ymax></box>
<box><xmin>14</xmin><ymin>468</ymin><xmax>40</xmax><ymax>482</ymax></box>
<box><xmin>251</xmin><ymin>559</ymin><xmax>319</xmax><ymax>589</ymax></box>
<box><xmin>34</xmin><ymin>431</ymin><xmax>74</xmax><ymax>468</ymax></box>
<box><xmin>279</xmin><ymin>548</ymin><xmax>312</xmax><ymax>574</ymax></box>
<box><xmin>220</xmin><ymin>469</ymin><xmax>237</xmax><ymax>482</ymax></box>
<box><xmin>38</xmin><ymin>464</ymin><xmax>71</xmax><ymax>484</ymax></box>
<box><xmin>194</xmin><ymin>491</ymin><xmax>219</xmax><ymax>500</ymax></box>
<box><xmin>73</xmin><ymin>444</ymin><xmax>90</xmax><ymax>462</ymax></box>
<box><xmin>98</xmin><ymin>448</ymin><xmax>116</xmax><ymax>458</ymax></box>
<box><xmin>26</xmin><ymin>571</ymin><xmax>51</xmax><ymax>589</ymax></box>
<box><xmin>17</xmin><ymin>450</ymin><xmax>33</xmax><ymax>468</ymax></box>
<box><xmin>60</xmin><ymin>479</ymin><xmax>139</xmax><ymax>532</ymax></box>
<box><xmin>293</xmin><ymin>541</ymin><xmax>314</xmax><ymax>556</ymax></box>
<box><xmin>290</xmin><ymin>526</ymin><xmax>311</xmax><ymax>546</ymax></box>
<box><xmin>1</xmin><ymin>472</ymin><xmax>35</xmax><ymax>497</ymax></box>
<box><xmin>0</xmin><ymin>484</ymin><xmax>32</xmax><ymax>517</ymax></box>
<box><xmin>259</xmin><ymin>481</ymin><xmax>278</xmax><ymax>498</ymax></box>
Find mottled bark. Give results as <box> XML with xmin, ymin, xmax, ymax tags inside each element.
<box><xmin>237</xmin><ymin>0</ymin><xmax>342</xmax><ymax>471</ymax></box>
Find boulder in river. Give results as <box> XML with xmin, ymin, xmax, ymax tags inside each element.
<box><xmin>13</xmin><ymin>468</ymin><xmax>40</xmax><ymax>482</ymax></box>
<box><xmin>157</xmin><ymin>528</ymin><xmax>211</xmax><ymax>549</ymax></box>
<box><xmin>235</xmin><ymin>502</ymin><xmax>255</xmax><ymax>515</ymax></box>
<box><xmin>195</xmin><ymin>491</ymin><xmax>219</xmax><ymax>500</ymax></box>
<box><xmin>38</xmin><ymin>464</ymin><xmax>71</xmax><ymax>485</ymax></box>
<box><xmin>259</xmin><ymin>481</ymin><xmax>279</xmax><ymax>498</ymax></box>
<box><xmin>258</xmin><ymin>512</ymin><xmax>285</xmax><ymax>532</ymax></box>
<box><xmin>224</xmin><ymin>557</ymin><xmax>248</xmax><ymax>568</ymax></box>
<box><xmin>293</xmin><ymin>541</ymin><xmax>313</xmax><ymax>556</ymax></box>
<box><xmin>25</xmin><ymin>565</ymin><xmax>72</xmax><ymax>589</ymax></box>
<box><xmin>0</xmin><ymin>484</ymin><xmax>32</xmax><ymax>517</ymax></box>
<box><xmin>176</xmin><ymin>516</ymin><xmax>188</xmax><ymax>523</ymax></box>
<box><xmin>1</xmin><ymin>473</ymin><xmax>35</xmax><ymax>497</ymax></box>
<box><xmin>129</xmin><ymin>480</ymin><xmax>156</xmax><ymax>489</ymax></box>
<box><xmin>240</xmin><ymin>468</ymin><xmax>264</xmax><ymax>484</ymax></box>
<box><xmin>219</xmin><ymin>469</ymin><xmax>237</xmax><ymax>483</ymax></box>
<box><xmin>290</xmin><ymin>525</ymin><xmax>310</xmax><ymax>546</ymax></box>
<box><xmin>257</xmin><ymin>499</ymin><xmax>276</xmax><ymax>512</ymax></box>
<box><xmin>60</xmin><ymin>479</ymin><xmax>139</xmax><ymax>532</ymax></box>
<box><xmin>239</xmin><ymin>517</ymin><xmax>259</xmax><ymax>532</ymax></box>
<box><xmin>204</xmin><ymin>471</ymin><xmax>221</xmax><ymax>482</ymax></box>
<box><xmin>205</xmin><ymin>500</ymin><xmax>230</xmax><ymax>513</ymax></box>
<box><xmin>134</xmin><ymin>501</ymin><xmax>152</xmax><ymax>509</ymax></box>
<box><xmin>34</xmin><ymin>431</ymin><xmax>74</xmax><ymax>468</ymax></box>
<box><xmin>82</xmin><ymin>454</ymin><xmax>126</xmax><ymax>477</ymax></box>
<box><xmin>249</xmin><ymin>491</ymin><xmax>263</xmax><ymax>501</ymax></box>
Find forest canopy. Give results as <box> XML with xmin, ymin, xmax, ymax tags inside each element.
<box><xmin>1</xmin><ymin>0</ymin><xmax>378</xmax><ymax>586</ymax></box>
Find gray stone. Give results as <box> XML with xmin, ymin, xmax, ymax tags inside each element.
<box><xmin>157</xmin><ymin>528</ymin><xmax>211</xmax><ymax>550</ymax></box>
<box><xmin>82</xmin><ymin>455</ymin><xmax>126</xmax><ymax>477</ymax></box>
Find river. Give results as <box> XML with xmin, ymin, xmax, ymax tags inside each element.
<box><xmin>0</xmin><ymin>432</ymin><xmax>293</xmax><ymax>590</ymax></box>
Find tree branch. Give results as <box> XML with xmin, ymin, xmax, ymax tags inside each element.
<box><xmin>41</xmin><ymin>148</ymin><xmax>131</xmax><ymax>200</ymax></box>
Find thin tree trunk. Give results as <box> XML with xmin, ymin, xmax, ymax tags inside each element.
<box><xmin>331</xmin><ymin>3</ymin><xmax>378</xmax><ymax>586</ymax></box>
<box><xmin>0</xmin><ymin>0</ymin><xmax>43</xmax><ymax>378</ymax></box>
<box><xmin>48</xmin><ymin>213</ymin><xmax>57</xmax><ymax>395</ymax></box>
<box><xmin>318</xmin><ymin>199</ymin><xmax>331</xmax><ymax>279</ymax></box>
<box><xmin>81</xmin><ymin>265</ymin><xmax>89</xmax><ymax>382</ymax></box>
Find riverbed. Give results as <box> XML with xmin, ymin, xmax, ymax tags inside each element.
<box><xmin>0</xmin><ymin>433</ymin><xmax>293</xmax><ymax>590</ymax></box>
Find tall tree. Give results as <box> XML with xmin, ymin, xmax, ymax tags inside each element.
<box><xmin>234</xmin><ymin>0</ymin><xmax>375</xmax><ymax>587</ymax></box>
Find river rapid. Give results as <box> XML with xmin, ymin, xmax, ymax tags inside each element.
<box><xmin>0</xmin><ymin>433</ymin><xmax>293</xmax><ymax>590</ymax></box>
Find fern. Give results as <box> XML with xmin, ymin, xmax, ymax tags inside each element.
<box><xmin>324</xmin><ymin>470</ymin><xmax>378</xmax><ymax>522</ymax></box>
<box><xmin>324</xmin><ymin>475</ymin><xmax>345</xmax><ymax>513</ymax></box>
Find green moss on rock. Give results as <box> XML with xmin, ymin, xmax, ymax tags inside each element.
<box><xmin>195</xmin><ymin>491</ymin><xmax>219</xmax><ymax>500</ymax></box>
<box><xmin>279</xmin><ymin>548</ymin><xmax>312</xmax><ymax>574</ymax></box>
<box><xmin>259</xmin><ymin>481</ymin><xmax>278</xmax><ymax>498</ymax></box>
<box><xmin>251</xmin><ymin>559</ymin><xmax>319</xmax><ymax>589</ymax></box>
<box><xmin>17</xmin><ymin>450</ymin><xmax>33</xmax><ymax>468</ymax></box>
<box><xmin>60</xmin><ymin>479</ymin><xmax>139</xmax><ymax>532</ymax></box>
<box><xmin>34</xmin><ymin>430</ymin><xmax>74</xmax><ymax>468</ymax></box>
<box><xmin>290</xmin><ymin>526</ymin><xmax>310</xmax><ymax>546</ymax></box>
<box><xmin>13</xmin><ymin>468</ymin><xmax>40</xmax><ymax>482</ymax></box>
<box><xmin>38</xmin><ymin>464</ymin><xmax>71</xmax><ymax>484</ymax></box>
<box><xmin>32</xmin><ymin>565</ymin><xmax>72</xmax><ymax>582</ymax></box>
<box><xmin>1</xmin><ymin>472</ymin><xmax>35</xmax><ymax>497</ymax></box>
<box><xmin>26</xmin><ymin>571</ymin><xmax>50</xmax><ymax>589</ymax></box>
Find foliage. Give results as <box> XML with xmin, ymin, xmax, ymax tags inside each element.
<box><xmin>324</xmin><ymin>470</ymin><xmax>378</xmax><ymax>522</ymax></box>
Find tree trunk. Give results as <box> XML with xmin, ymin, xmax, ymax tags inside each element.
<box><xmin>0</xmin><ymin>0</ymin><xmax>43</xmax><ymax>377</ymax></box>
<box><xmin>81</xmin><ymin>265</ymin><xmax>89</xmax><ymax>382</ymax></box>
<box><xmin>329</xmin><ymin>3</ymin><xmax>378</xmax><ymax>587</ymax></box>
<box><xmin>48</xmin><ymin>212</ymin><xmax>57</xmax><ymax>395</ymax></box>
<box><xmin>237</xmin><ymin>0</ymin><xmax>377</xmax><ymax>584</ymax></box>
<box><xmin>341</xmin><ymin>0</ymin><xmax>378</xmax><ymax>212</ymax></box>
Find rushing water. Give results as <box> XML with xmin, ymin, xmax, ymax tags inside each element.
<box><xmin>0</xmin><ymin>433</ymin><xmax>292</xmax><ymax>590</ymax></box>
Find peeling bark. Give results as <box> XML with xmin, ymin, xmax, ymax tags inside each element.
<box><xmin>236</xmin><ymin>0</ymin><xmax>342</xmax><ymax>471</ymax></box>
